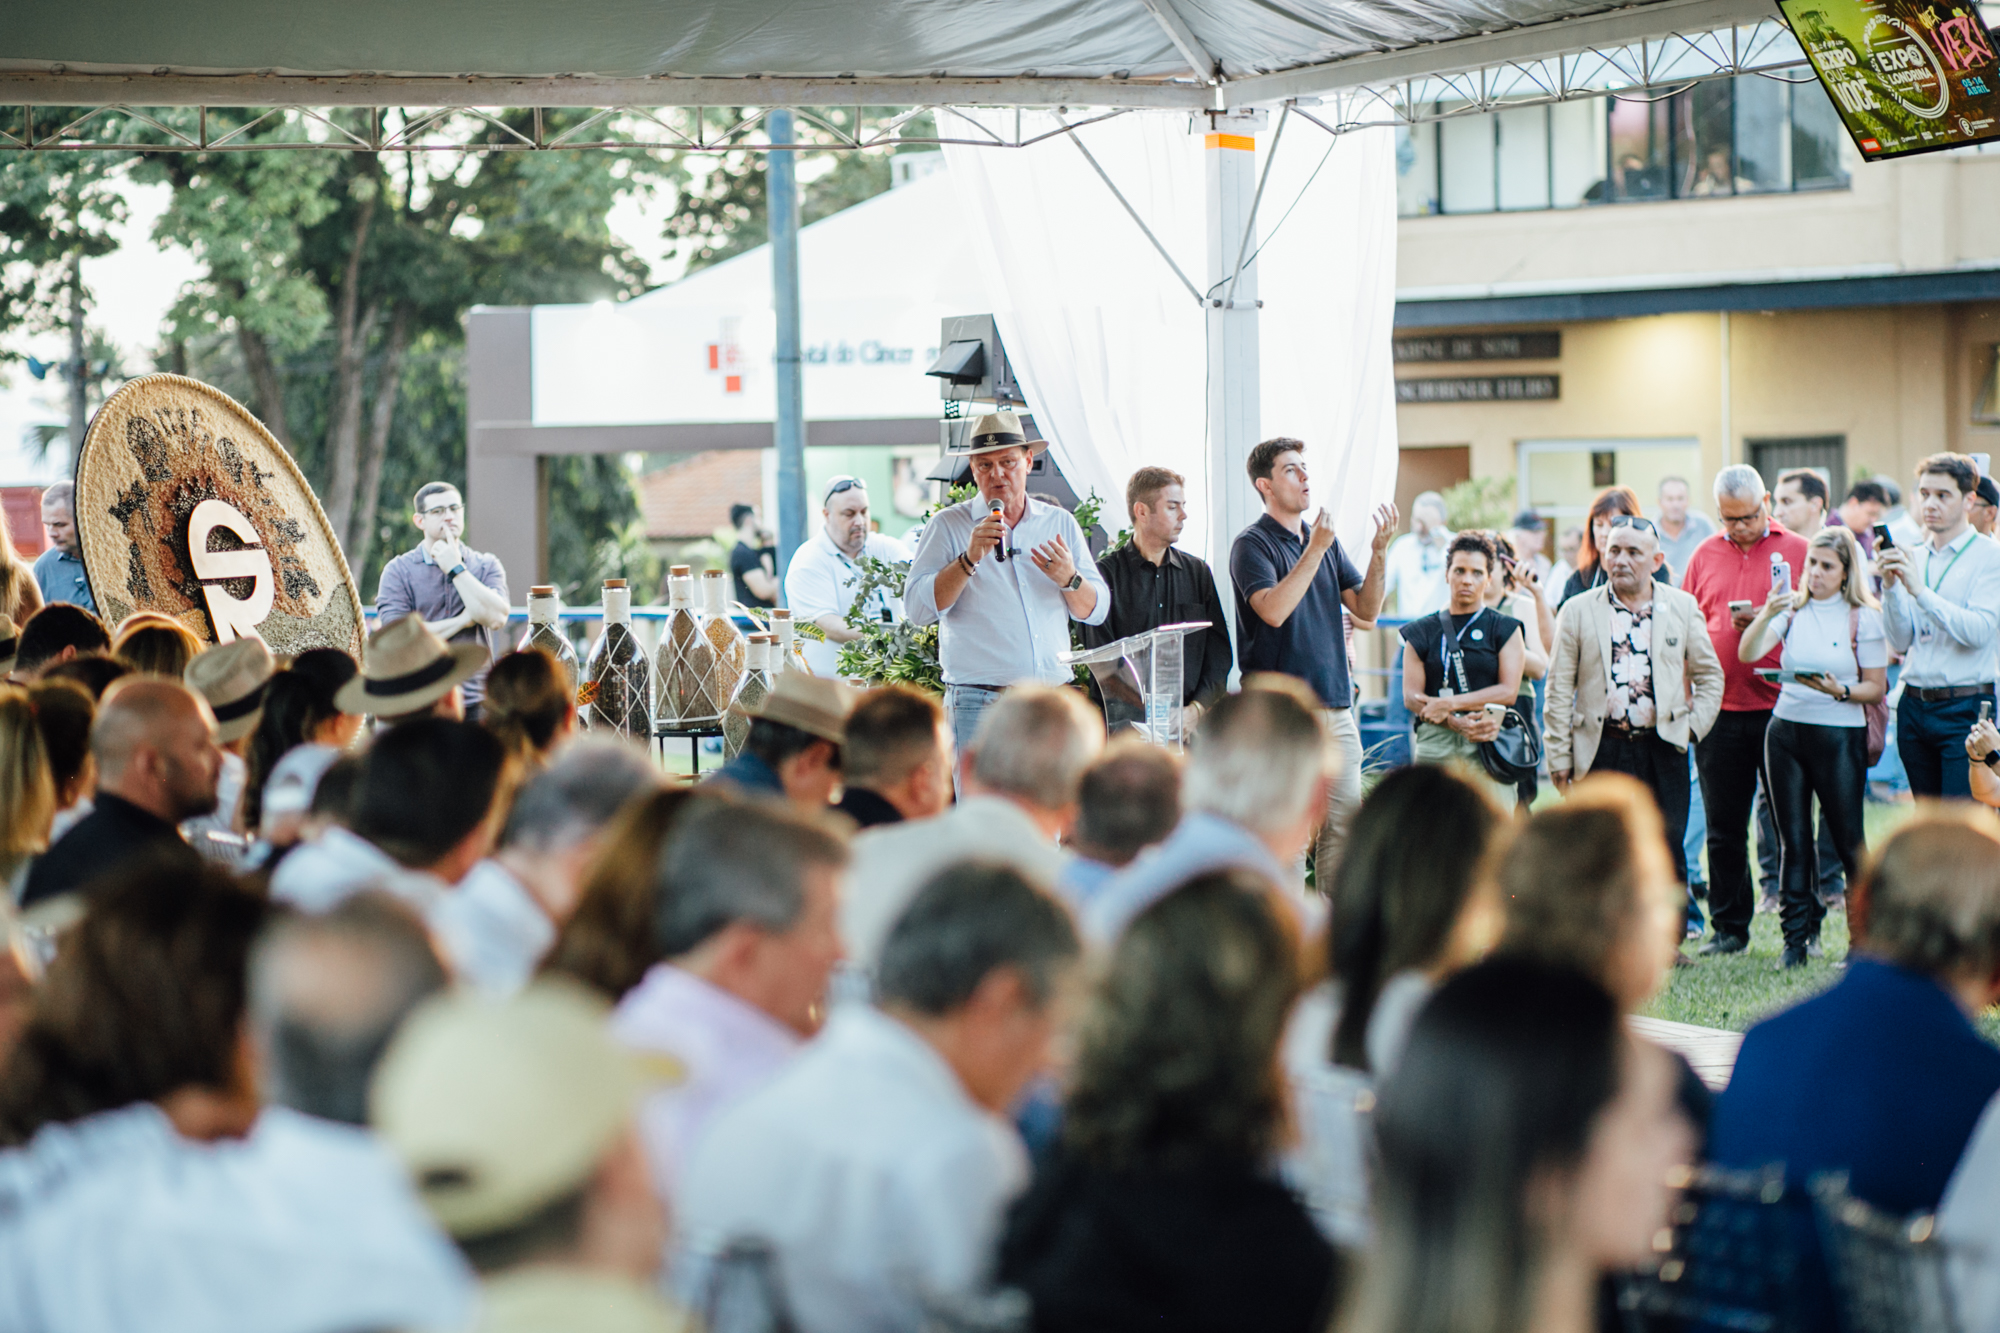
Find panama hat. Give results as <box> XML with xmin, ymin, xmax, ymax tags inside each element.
<box><xmin>183</xmin><ymin>634</ymin><xmax>277</xmax><ymax>743</ymax></box>
<box><xmin>0</xmin><ymin>614</ymin><xmax>17</xmax><ymax>676</ymax></box>
<box><xmin>337</xmin><ymin>616</ymin><xmax>488</xmax><ymax>719</ymax></box>
<box><xmin>372</xmin><ymin>980</ymin><xmax>680</xmax><ymax>1239</ymax></box>
<box><xmin>944</xmin><ymin>409</ymin><xmax>1049</xmax><ymax>458</ymax></box>
<box><xmin>731</xmin><ymin>669</ymin><xmax>857</xmax><ymax>745</ymax></box>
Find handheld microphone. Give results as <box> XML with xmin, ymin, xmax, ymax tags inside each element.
<box><xmin>986</xmin><ymin>497</ymin><xmax>1007</xmax><ymax>561</ymax></box>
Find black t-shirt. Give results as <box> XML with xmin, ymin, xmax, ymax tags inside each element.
<box><xmin>1400</xmin><ymin>607</ymin><xmax>1524</xmax><ymax>699</ymax></box>
<box><xmin>730</xmin><ymin>540</ymin><xmax>776</xmax><ymax>609</ymax></box>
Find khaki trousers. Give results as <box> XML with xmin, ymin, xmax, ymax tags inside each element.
<box><xmin>1315</xmin><ymin>706</ymin><xmax>1366</xmax><ymax>883</ymax></box>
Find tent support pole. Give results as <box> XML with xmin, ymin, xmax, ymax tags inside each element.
<box><xmin>1203</xmin><ymin>111</ymin><xmax>1265</xmax><ymax>668</ymax></box>
<box><xmin>769</xmin><ymin>108</ymin><xmax>807</xmax><ymax>576</ymax></box>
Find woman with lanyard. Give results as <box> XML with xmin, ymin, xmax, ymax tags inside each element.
<box><xmin>1401</xmin><ymin>531</ymin><xmax>1527</xmax><ymax>812</ymax></box>
<box><xmin>1736</xmin><ymin>525</ymin><xmax>1887</xmax><ymax>968</ymax></box>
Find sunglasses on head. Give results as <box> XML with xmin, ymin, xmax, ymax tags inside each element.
<box><xmin>824</xmin><ymin>477</ymin><xmax>865</xmax><ymax>504</ymax></box>
<box><xmin>1609</xmin><ymin>515</ymin><xmax>1656</xmax><ymax>536</ymax></box>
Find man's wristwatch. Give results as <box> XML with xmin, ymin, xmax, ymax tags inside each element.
<box><xmin>1984</xmin><ymin>750</ymin><xmax>2000</xmax><ymax>770</ymax></box>
<box><xmin>1062</xmin><ymin>571</ymin><xmax>1083</xmax><ymax>592</ymax></box>
<box><xmin>447</xmin><ymin>563</ymin><xmax>467</xmax><ymax>581</ymax></box>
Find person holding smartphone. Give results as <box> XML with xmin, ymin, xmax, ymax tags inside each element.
<box><xmin>1877</xmin><ymin>453</ymin><xmax>2000</xmax><ymax>799</ymax></box>
<box><xmin>1964</xmin><ymin>709</ymin><xmax>2000</xmax><ymax>807</ymax></box>
<box><xmin>1737</xmin><ymin>526</ymin><xmax>1887</xmax><ymax>968</ymax></box>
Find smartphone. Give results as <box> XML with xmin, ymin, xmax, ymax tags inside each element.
<box><xmin>1874</xmin><ymin>523</ymin><xmax>1894</xmax><ymax>551</ymax></box>
<box><xmin>1983</xmin><ymin>700</ymin><xmax>1995</xmax><ymax>725</ymax></box>
<box><xmin>1482</xmin><ymin>702</ymin><xmax>1506</xmax><ymax>719</ymax></box>
<box><xmin>1728</xmin><ymin>599</ymin><xmax>1754</xmax><ymax>616</ymax></box>
<box><xmin>1756</xmin><ymin>668</ymin><xmax>1814</xmax><ymax>685</ymax></box>
<box><xmin>1771</xmin><ymin>558</ymin><xmax>1792</xmax><ymax>591</ymax></box>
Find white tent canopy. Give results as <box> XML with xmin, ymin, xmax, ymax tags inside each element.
<box><xmin>3</xmin><ymin>0</ymin><xmax>1778</xmax><ymax>111</ymax></box>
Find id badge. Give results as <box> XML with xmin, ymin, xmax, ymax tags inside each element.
<box><xmin>1917</xmin><ymin>618</ymin><xmax>1937</xmax><ymax>645</ymax></box>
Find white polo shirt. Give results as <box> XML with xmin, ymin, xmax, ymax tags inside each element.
<box><xmin>783</xmin><ymin>528</ymin><xmax>914</xmax><ymax>676</ymax></box>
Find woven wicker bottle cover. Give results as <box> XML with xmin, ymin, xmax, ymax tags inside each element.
<box><xmin>71</xmin><ymin>374</ymin><xmax>364</xmax><ymax>658</ymax></box>
<box><xmin>724</xmin><ymin>634</ymin><xmax>775</xmax><ymax>760</ymax></box>
<box><xmin>656</xmin><ymin>565</ymin><xmax>718</xmax><ymax>726</ymax></box>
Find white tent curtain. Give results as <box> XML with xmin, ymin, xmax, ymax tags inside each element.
<box><xmin>942</xmin><ymin>107</ymin><xmax>1399</xmax><ymax>570</ymax></box>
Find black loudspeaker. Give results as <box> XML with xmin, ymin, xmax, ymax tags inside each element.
<box><xmin>924</xmin><ymin>314</ymin><xmax>1021</xmax><ymax>405</ymax></box>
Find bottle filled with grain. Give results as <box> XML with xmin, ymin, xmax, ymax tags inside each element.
<box><xmin>584</xmin><ymin>578</ymin><xmax>651</xmax><ymax>739</ymax></box>
<box><xmin>724</xmin><ymin>633</ymin><xmax>775</xmax><ymax>760</ymax></box>
<box><xmin>700</xmin><ymin>568</ymin><xmax>749</xmax><ymax>708</ymax></box>
<box><xmin>655</xmin><ymin>565</ymin><xmax>718</xmax><ymax>725</ymax></box>
<box><xmin>523</xmin><ymin>585</ymin><xmax>579</xmax><ymax>695</ymax></box>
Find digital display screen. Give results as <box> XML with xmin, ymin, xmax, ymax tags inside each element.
<box><xmin>1777</xmin><ymin>0</ymin><xmax>2000</xmax><ymax>159</ymax></box>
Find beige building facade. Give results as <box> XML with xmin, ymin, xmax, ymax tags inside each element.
<box><xmin>1392</xmin><ymin>84</ymin><xmax>2000</xmax><ymax>535</ymax></box>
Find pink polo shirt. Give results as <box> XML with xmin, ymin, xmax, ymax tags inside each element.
<box><xmin>1681</xmin><ymin>523</ymin><xmax>1811</xmax><ymax>712</ymax></box>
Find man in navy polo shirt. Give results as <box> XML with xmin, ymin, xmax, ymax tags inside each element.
<box><xmin>1229</xmin><ymin>437</ymin><xmax>1395</xmax><ymax>873</ymax></box>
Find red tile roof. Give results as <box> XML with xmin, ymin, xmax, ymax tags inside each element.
<box><xmin>639</xmin><ymin>450</ymin><xmax>764</xmax><ymax>540</ymax></box>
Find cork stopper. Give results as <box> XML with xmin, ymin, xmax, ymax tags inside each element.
<box><xmin>771</xmin><ymin>608</ymin><xmax>793</xmax><ymax>622</ymax></box>
<box><xmin>602</xmin><ymin>578</ymin><xmax>628</xmax><ymax>590</ymax></box>
<box><xmin>669</xmin><ymin>565</ymin><xmax>691</xmax><ymax>577</ymax></box>
<box><xmin>529</xmin><ymin>585</ymin><xmax>557</xmax><ymax>597</ymax></box>
<box><xmin>701</xmin><ymin>568</ymin><xmax>724</xmax><ymax>579</ymax></box>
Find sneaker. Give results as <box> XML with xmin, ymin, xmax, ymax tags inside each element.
<box><xmin>1777</xmin><ymin>945</ymin><xmax>1810</xmax><ymax>970</ymax></box>
<box><xmin>1698</xmin><ymin>934</ymin><xmax>1749</xmax><ymax>956</ymax></box>
<box><xmin>1756</xmin><ymin>895</ymin><xmax>1779</xmax><ymax>916</ymax></box>
<box><xmin>1685</xmin><ymin>920</ymin><xmax>1705</xmax><ymax>940</ymax></box>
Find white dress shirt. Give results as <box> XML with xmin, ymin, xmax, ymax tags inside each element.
<box><xmin>1083</xmin><ymin>811</ymin><xmax>1304</xmax><ymax>947</ymax></box>
<box><xmin>839</xmin><ymin>795</ymin><xmax>1069</xmax><ymax>977</ymax></box>
<box><xmin>677</xmin><ymin>1005</ymin><xmax>1029</xmax><ymax>1333</ymax></box>
<box><xmin>0</xmin><ymin>1103</ymin><xmax>473</xmax><ymax>1333</ymax></box>
<box><xmin>905</xmin><ymin>495</ymin><xmax>1109</xmax><ymax>687</ymax></box>
<box><xmin>783</xmin><ymin>528</ymin><xmax>914</xmax><ymax>676</ymax></box>
<box><xmin>268</xmin><ymin>826</ymin><xmax>447</xmax><ymax>918</ymax></box>
<box><xmin>429</xmin><ymin>859</ymin><xmax>554</xmax><ymax>997</ymax></box>
<box><xmin>1882</xmin><ymin>527</ymin><xmax>2000</xmax><ymax>687</ymax></box>
<box><xmin>1281</xmin><ymin>972</ymin><xmax>1434</xmax><ymax>1246</ymax></box>
<box><xmin>610</xmin><ymin>964</ymin><xmax>803</xmax><ymax>1207</ymax></box>
<box><xmin>1383</xmin><ymin>529</ymin><xmax>1453</xmax><ymax>617</ymax></box>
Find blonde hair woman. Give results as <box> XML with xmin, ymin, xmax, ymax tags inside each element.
<box><xmin>111</xmin><ymin>612</ymin><xmax>203</xmax><ymax>678</ymax></box>
<box><xmin>1737</xmin><ymin>524</ymin><xmax>1886</xmax><ymax>969</ymax></box>
<box><xmin>0</xmin><ymin>684</ymin><xmax>57</xmax><ymax>888</ymax></box>
<box><xmin>0</xmin><ymin>505</ymin><xmax>43</xmax><ymax>624</ymax></box>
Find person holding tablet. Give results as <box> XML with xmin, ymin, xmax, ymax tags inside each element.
<box><xmin>1737</xmin><ymin>526</ymin><xmax>1886</xmax><ymax>969</ymax></box>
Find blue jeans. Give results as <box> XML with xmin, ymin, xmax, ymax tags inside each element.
<box><xmin>1897</xmin><ymin>690</ymin><xmax>1991</xmax><ymax>799</ymax></box>
<box><xmin>1683</xmin><ymin>747</ymin><xmax>1707</xmax><ymax>885</ymax></box>
<box><xmin>945</xmin><ymin>685</ymin><xmax>1004</xmax><ymax>769</ymax></box>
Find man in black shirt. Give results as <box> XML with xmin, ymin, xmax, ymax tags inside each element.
<box><xmin>728</xmin><ymin>502</ymin><xmax>778</xmax><ymax>609</ymax></box>
<box><xmin>22</xmin><ymin>677</ymin><xmax>217</xmax><ymax>906</ymax></box>
<box><xmin>1082</xmin><ymin>467</ymin><xmax>1232</xmax><ymax>731</ymax></box>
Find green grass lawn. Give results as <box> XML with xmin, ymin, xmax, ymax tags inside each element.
<box><xmin>1643</xmin><ymin>798</ymin><xmax>2000</xmax><ymax>1043</ymax></box>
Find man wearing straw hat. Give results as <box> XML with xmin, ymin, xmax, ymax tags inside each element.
<box><xmin>338</xmin><ymin>616</ymin><xmax>491</xmax><ymax>726</ymax></box>
<box><xmin>182</xmin><ymin>634</ymin><xmax>277</xmax><ymax>863</ymax></box>
<box><xmin>905</xmin><ymin>411</ymin><xmax>1110</xmax><ymax>755</ymax></box>
<box><xmin>374</xmin><ymin>483</ymin><xmax>510</xmax><ymax>720</ymax></box>
<box><xmin>712</xmin><ymin>671</ymin><xmax>856</xmax><ymax>812</ymax></box>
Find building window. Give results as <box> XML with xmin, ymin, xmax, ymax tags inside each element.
<box><xmin>1396</xmin><ymin>77</ymin><xmax>1853</xmax><ymax>217</ymax></box>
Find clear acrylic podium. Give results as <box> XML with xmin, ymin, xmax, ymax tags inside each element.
<box><xmin>1061</xmin><ymin>621</ymin><xmax>1212</xmax><ymax>748</ymax></box>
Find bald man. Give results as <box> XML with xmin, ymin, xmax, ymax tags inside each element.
<box><xmin>21</xmin><ymin>677</ymin><xmax>221</xmax><ymax>907</ymax></box>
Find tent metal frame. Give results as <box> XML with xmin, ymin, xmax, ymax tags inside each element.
<box><xmin>0</xmin><ymin>21</ymin><xmax>1812</xmax><ymax>157</ymax></box>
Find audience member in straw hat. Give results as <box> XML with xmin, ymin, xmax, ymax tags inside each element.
<box><xmin>434</xmin><ymin>739</ymin><xmax>659</xmax><ymax>998</ymax></box>
<box><xmin>711</xmin><ymin>670</ymin><xmax>856</xmax><ymax>811</ymax></box>
<box><xmin>182</xmin><ymin>636</ymin><xmax>277</xmax><ymax>864</ymax></box>
<box><xmin>111</xmin><ymin>612</ymin><xmax>203</xmax><ymax>679</ymax></box>
<box><xmin>271</xmin><ymin>718</ymin><xmax>510</xmax><ymax>930</ymax></box>
<box><xmin>338</xmin><ymin>616</ymin><xmax>489</xmax><ymax>727</ymax></box>
<box><xmin>21</xmin><ymin>677</ymin><xmax>217</xmax><ymax>909</ymax></box>
<box><xmin>12</xmin><ymin>603</ymin><xmax>108</xmax><ymax>679</ymax></box>
<box><xmin>841</xmin><ymin>685</ymin><xmax>1100</xmax><ymax>980</ymax></box>
<box><xmin>373</xmin><ymin>982</ymin><xmax>688</xmax><ymax>1333</ymax></box>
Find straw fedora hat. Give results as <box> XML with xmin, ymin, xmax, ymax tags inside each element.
<box><xmin>337</xmin><ymin>616</ymin><xmax>489</xmax><ymax>718</ymax></box>
<box><xmin>731</xmin><ymin>670</ymin><xmax>856</xmax><ymax>745</ymax></box>
<box><xmin>0</xmin><ymin>614</ymin><xmax>17</xmax><ymax>676</ymax></box>
<box><xmin>184</xmin><ymin>634</ymin><xmax>277</xmax><ymax>743</ymax></box>
<box><xmin>945</xmin><ymin>409</ymin><xmax>1049</xmax><ymax>458</ymax></box>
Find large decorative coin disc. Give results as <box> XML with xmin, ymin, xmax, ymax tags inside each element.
<box><xmin>74</xmin><ymin>374</ymin><xmax>365</xmax><ymax>660</ymax></box>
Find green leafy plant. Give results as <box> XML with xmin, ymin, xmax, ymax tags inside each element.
<box><xmin>1439</xmin><ymin>475</ymin><xmax>1517</xmax><ymax>533</ymax></box>
<box><xmin>822</xmin><ymin>555</ymin><xmax>944</xmax><ymax>692</ymax></box>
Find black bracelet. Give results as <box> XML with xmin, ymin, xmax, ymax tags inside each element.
<box><xmin>956</xmin><ymin>552</ymin><xmax>975</xmax><ymax>577</ymax></box>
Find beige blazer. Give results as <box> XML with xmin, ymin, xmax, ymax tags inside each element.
<box><xmin>1543</xmin><ymin>582</ymin><xmax>1725</xmax><ymax>777</ymax></box>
